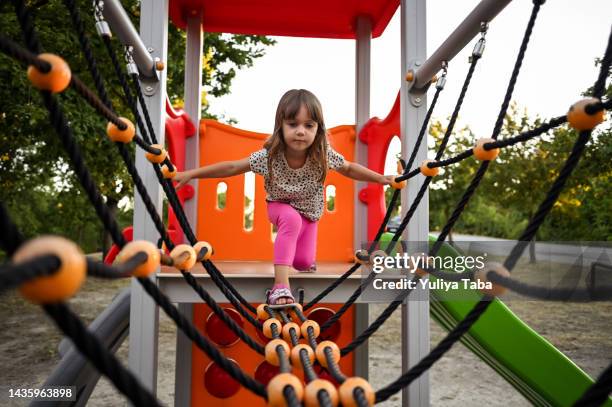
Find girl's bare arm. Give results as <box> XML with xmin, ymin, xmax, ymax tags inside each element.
<box><xmin>336</xmin><ymin>161</ymin><xmax>394</xmax><ymax>185</ymax></box>
<box><xmin>174</xmin><ymin>158</ymin><xmax>251</xmax><ymax>188</ymax></box>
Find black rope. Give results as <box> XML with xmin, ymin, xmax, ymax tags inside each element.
<box><xmin>591</xmin><ymin>27</ymin><xmax>612</xmax><ymax>99</ymax></box>
<box><xmin>0</xmin><ymin>255</ymin><xmax>60</xmax><ymax>291</ymax></box>
<box><xmin>136</xmin><ymin>277</ymin><xmax>267</xmax><ymax>397</ymax></box>
<box><xmin>0</xmin><ymin>33</ymin><xmax>48</xmax><ymax>70</ymax></box>
<box><xmin>324</xmin><ymin>346</ymin><xmax>347</xmax><ymax>384</ymax></box>
<box><xmin>86</xmin><ymin>254</ymin><xmax>148</xmax><ymax>279</ymax></box>
<box><xmin>375</xmin><ymin>299</ymin><xmax>492</xmax><ymax>402</ymax></box>
<box><xmin>487</xmin><ymin>270</ymin><xmax>612</xmax><ymax>301</ymax></box>
<box><xmin>354</xmin><ymin>387</ymin><xmax>370</xmax><ymax>407</ymax></box>
<box><xmin>44</xmin><ymin>303</ymin><xmax>162</xmax><ymax>406</ymax></box>
<box><xmin>13</xmin><ymin>0</ymin><xmax>126</xmax><ymax>249</ymax></box>
<box><xmin>504</xmin><ymin>130</ymin><xmax>591</xmax><ymax>271</ymax></box>
<box><xmin>0</xmin><ymin>202</ymin><xmax>26</xmax><ymax>256</ymax></box>
<box><xmin>300</xmin><ymin>348</ymin><xmax>317</xmax><ymax>382</ymax></box>
<box><xmin>13</xmin><ymin>1</ymin><xmax>269</xmax><ymax>398</ymax></box>
<box><xmin>282</xmin><ymin>385</ymin><xmax>301</xmax><ymax>407</ymax></box>
<box><xmin>572</xmin><ymin>361</ymin><xmax>612</xmax><ymax>407</ymax></box>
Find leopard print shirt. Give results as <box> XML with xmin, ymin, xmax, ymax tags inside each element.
<box><xmin>249</xmin><ymin>145</ymin><xmax>345</xmax><ymax>221</ymax></box>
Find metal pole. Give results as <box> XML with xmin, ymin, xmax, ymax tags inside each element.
<box><xmin>354</xmin><ymin>15</ymin><xmax>371</xmax><ymax>380</ymax></box>
<box><xmin>128</xmin><ymin>0</ymin><xmax>169</xmax><ymax>396</ymax></box>
<box><xmin>413</xmin><ymin>0</ymin><xmax>512</xmax><ymax>88</ymax></box>
<box><xmin>401</xmin><ymin>0</ymin><xmax>429</xmax><ymax>404</ymax></box>
<box><xmin>174</xmin><ymin>10</ymin><xmax>203</xmax><ymax>406</ymax></box>
<box><xmin>102</xmin><ymin>0</ymin><xmax>157</xmax><ymax>78</ymax></box>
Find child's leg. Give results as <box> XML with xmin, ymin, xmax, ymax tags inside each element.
<box><xmin>267</xmin><ymin>202</ymin><xmax>302</xmax><ymax>304</ymax></box>
<box><xmin>292</xmin><ymin>217</ymin><xmax>318</xmax><ymax>271</ymax></box>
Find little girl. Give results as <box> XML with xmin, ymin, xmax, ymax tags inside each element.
<box><xmin>175</xmin><ymin>89</ymin><xmax>394</xmax><ymax>305</ymax></box>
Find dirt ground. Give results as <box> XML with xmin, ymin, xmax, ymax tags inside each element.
<box><xmin>0</xmin><ymin>276</ymin><xmax>611</xmax><ymax>406</ymax></box>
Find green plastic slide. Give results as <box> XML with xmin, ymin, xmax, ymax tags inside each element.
<box><xmin>378</xmin><ymin>233</ymin><xmax>611</xmax><ymax>406</ymax></box>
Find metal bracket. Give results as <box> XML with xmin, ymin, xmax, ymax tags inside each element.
<box><xmin>141</xmin><ymin>78</ymin><xmax>160</xmax><ymax>97</ymax></box>
<box><xmin>407</xmin><ymin>60</ymin><xmax>427</xmax><ymax>107</ymax></box>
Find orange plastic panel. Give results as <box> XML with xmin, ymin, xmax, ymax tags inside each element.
<box><xmin>196</xmin><ymin>120</ymin><xmax>355</xmax><ymax>262</ymax></box>
<box><xmin>191</xmin><ymin>303</ymin><xmax>354</xmax><ymax>406</ymax></box>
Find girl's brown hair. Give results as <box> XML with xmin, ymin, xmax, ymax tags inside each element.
<box><xmin>264</xmin><ymin>89</ymin><xmax>329</xmax><ymax>184</ymax></box>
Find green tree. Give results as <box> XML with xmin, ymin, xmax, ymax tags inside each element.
<box><xmin>0</xmin><ymin>0</ymin><xmax>275</xmax><ymax>255</ymax></box>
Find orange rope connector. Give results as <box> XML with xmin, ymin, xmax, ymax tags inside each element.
<box><xmin>567</xmin><ymin>97</ymin><xmax>605</xmax><ymax>131</ymax></box>
<box><xmin>301</xmin><ymin>320</ymin><xmax>320</xmax><ymax>338</ymax></box>
<box><xmin>315</xmin><ymin>341</ymin><xmax>340</xmax><ymax>368</ymax></box>
<box><xmin>290</xmin><ymin>344</ymin><xmax>314</xmax><ymax>368</ymax></box>
<box><xmin>339</xmin><ymin>377</ymin><xmax>375</xmax><ymax>407</ymax></box>
<box><xmin>262</xmin><ymin>318</ymin><xmax>282</xmax><ymax>338</ymax></box>
<box><xmin>193</xmin><ymin>241</ymin><xmax>213</xmax><ymax>261</ymax></box>
<box><xmin>161</xmin><ymin>163</ymin><xmax>177</xmax><ymax>179</ymax></box>
<box><xmin>281</xmin><ymin>322</ymin><xmax>301</xmax><ymax>343</ymax></box>
<box><xmin>170</xmin><ymin>244</ymin><xmax>197</xmax><ymax>270</ymax></box>
<box><xmin>267</xmin><ymin>373</ymin><xmax>304</xmax><ymax>407</ymax></box>
<box><xmin>27</xmin><ymin>53</ymin><xmax>71</xmax><ymax>93</ymax></box>
<box><xmin>257</xmin><ymin>304</ymin><xmax>271</xmax><ymax>320</ymax></box>
<box><xmin>420</xmin><ymin>159</ymin><xmax>439</xmax><ymax>177</ymax></box>
<box><xmin>117</xmin><ymin>240</ymin><xmax>161</xmax><ymax>277</ymax></box>
<box><xmin>106</xmin><ymin>117</ymin><xmax>135</xmax><ymax>143</ymax></box>
<box><xmin>304</xmin><ymin>379</ymin><xmax>339</xmax><ymax>407</ymax></box>
<box><xmin>473</xmin><ymin>262</ymin><xmax>511</xmax><ymax>297</ymax></box>
<box><xmin>145</xmin><ymin>144</ymin><xmax>168</xmax><ymax>164</ymax></box>
<box><xmin>13</xmin><ymin>236</ymin><xmax>86</xmax><ymax>304</ymax></box>
<box><xmin>473</xmin><ymin>138</ymin><xmax>500</xmax><ymax>161</ymax></box>
<box><xmin>264</xmin><ymin>339</ymin><xmax>290</xmax><ymax>366</ymax></box>
<box><xmin>405</xmin><ymin>70</ymin><xmax>415</xmax><ymax>82</ymax></box>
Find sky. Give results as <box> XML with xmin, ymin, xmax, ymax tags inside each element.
<box><xmin>206</xmin><ymin>0</ymin><xmax>611</xmax><ymax>172</ymax></box>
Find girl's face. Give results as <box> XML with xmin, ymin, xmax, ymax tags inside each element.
<box><xmin>282</xmin><ymin>104</ymin><xmax>318</xmax><ymax>154</ymax></box>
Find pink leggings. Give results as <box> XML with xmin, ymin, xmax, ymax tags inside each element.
<box><xmin>267</xmin><ymin>201</ymin><xmax>318</xmax><ymax>271</ymax></box>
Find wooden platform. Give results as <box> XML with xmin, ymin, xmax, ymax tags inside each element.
<box><xmin>157</xmin><ymin>261</ymin><xmax>397</xmax><ymax>303</ymax></box>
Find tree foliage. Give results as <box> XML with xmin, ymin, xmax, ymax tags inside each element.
<box><xmin>0</xmin><ymin>0</ymin><xmax>274</xmax><ymax>254</ymax></box>
<box><xmin>430</xmin><ymin>75</ymin><xmax>612</xmax><ymax>241</ymax></box>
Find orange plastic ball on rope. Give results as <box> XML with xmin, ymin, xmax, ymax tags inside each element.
<box><xmin>170</xmin><ymin>244</ymin><xmax>197</xmax><ymax>270</ymax></box>
<box><xmin>473</xmin><ymin>262</ymin><xmax>511</xmax><ymax>297</ymax></box>
<box><xmin>338</xmin><ymin>377</ymin><xmax>375</xmax><ymax>407</ymax></box>
<box><xmin>390</xmin><ymin>178</ymin><xmax>407</xmax><ymax>190</ymax></box>
<box><xmin>116</xmin><ymin>240</ymin><xmax>161</xmax><ymax>277</ymax></box>
<box><xmin>567</xmin><ymin>97</ymin><xmax>606</xmax><ymax>131</ymax></box>
<box><xmin>281</xmin><ymin>322</ymin><xmax>301</xmax><ymax>343</ymax></box>
<box><xmin>290</xmin><ymin>344</ymin><xmax>315</xmax><ymax>368</ymax></box>
<box><xmin>144</xmin><ymin>144</ymin><xmax>168</xmax><ymax>164</ymax></box>
<box><xmin>420</xmin><ymin>159</ymin><xmax>439</xmax><ymax>177</ymax></box>
<box><xmin>263</xmin><ymin>318</ymin><xmax>282</xmax><ymax>339</ymax></box>
<box><xmin>288</xmin><ymin>303</ymin><xmax>303</xmax><ymax>320</ymax></box>
<box><xmin>267</xmin><ymin>373</ymin><xmax>304</xmax><ymax>407</ymax></box>
<box><xmin>161</xmin><ymin>163</ymin><xmax>177</xmax><ymax>179</ymax></box>
<box><xmin>27</xmin><ymin>53</ymin><xmax>71</xmax><ymax>93</ymax></box>
<box><xmin>193</xmin><ymin>241</ymin><xmax>213</xmax><ymax>261</ymax></box>
<box><xmin>257</xmin><ymin>303</ymin><xmax>271</xmax><ymax>320</ymax></box>
<box><xmin>304</xmin><ymin>379</ymin><xmax>339</xmax><ymax>407</ymax></box>
<box><xmin>315</xmin><ymin>341</ymin><xmax>340</xmax><ymax>368</ymax></box>
<box><xmin>106</xmin><ymin>117</ymin><xmax>135</xmax><ymax>143</ymax></box>
<box><xmin>13</xmin><ymin>236</ymin><xmax>86</xmax><ymax>304</ymax></box>
<box><xmin>301</xmin><ymin>320</ymin><xmax>320</xmax><ymax>339</ymax></box>
<box><xmin>473</xmin><ymin>138</ymin><xmax>500</xmax><ymax>161</ymax></box>
<box><xmin>265</xmin><ymin>339</ymin><xmax>290</xmax><ymax>366</ymax></box>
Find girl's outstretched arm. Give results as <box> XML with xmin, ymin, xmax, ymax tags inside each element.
<box><xmin>337</xmin><ymin>161</ymin><xmax>395</xmax><ymax>185</ymax></box>
<box><xmin>174</xmin><ymin>157</ymin><xmax>251</xmax><ymax>189</ymax></box>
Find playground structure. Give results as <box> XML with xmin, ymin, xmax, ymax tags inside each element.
<box><xmin>1</xmin><ymin>0</ymin><xmax>612</xmax><ymax>406</ymax></box>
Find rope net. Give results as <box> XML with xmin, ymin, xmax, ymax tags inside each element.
<box><xmin>0</xmin><ymin>0</ymin><xmax>611</xmax><ymax>405</ymax></box>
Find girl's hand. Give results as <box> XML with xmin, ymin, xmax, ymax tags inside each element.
<box><xmin>381</xmin><ymin>175</ymin><xmax>397</xmax><ymax>185</ymax></box>
<box><xmin>174</xmin><ymin>171</ymin><xmax>192</xmax><ymax>190</ymax></box>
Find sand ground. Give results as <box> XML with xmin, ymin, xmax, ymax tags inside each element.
<box><xmin>0</xmin><ymin>276</ymin><xmax>610</xmax><ymax>406</ymax></box>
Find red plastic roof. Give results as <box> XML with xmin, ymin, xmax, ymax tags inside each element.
<box><xmin>169</xmin><ymin>0</ymin><xmax>399</xmax><ymax>39</ymax></box>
